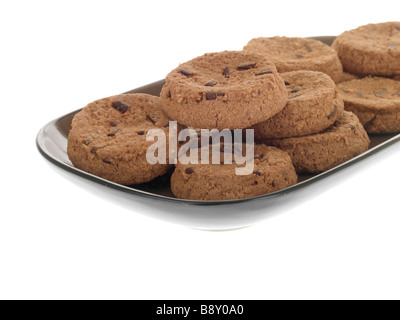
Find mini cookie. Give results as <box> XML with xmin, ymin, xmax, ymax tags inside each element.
<box><xmin>160</xmin><ymin>51</ymin><xmax>287</xmax><ymax>130</ymax></box>
<box><xmin>337</xmin><ymin>77</ymin><xmax>400</xmax><ymax>133</ymax></box>
<box><xmin>171</xmin><ymin>144</ymin><xmax>297</xmax><ymax>200</ymax></box>
<box><xmin>263</xmin><ymin>112</ymin><xmax>370</xmax><ymax>173</ymax></box>
<box><xmin>332</xmin><ymin>22</ymin><xmax>400</xmax><ymax>77</ymax></box>
<box><xmin>68</xmin><ymin>94</ymin><xmax>172</xmax><ymax>185</ymax></box>
<box><xmin>243</xmin><ymin>36</ymin><xmax>343</xmax><ymax>83</ymax></box>
<box><xmin>251</xmin><ymin>71</ymin><xmax>344</xmax><ymax>139</ymax></box>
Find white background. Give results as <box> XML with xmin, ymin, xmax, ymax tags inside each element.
<box><xmin>1</xmin><ymin>0</ymin><xmax>399</xmax><ymax>300</ymax></box>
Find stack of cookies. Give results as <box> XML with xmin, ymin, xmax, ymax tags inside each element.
<box><xmin>333</xmin><ymin>22</ymin><xmax>400</xmax><ymax>133</ymax></box>
<box><xmin>67</xmin><ymin>22</ymin><xmax>400</xmax><ymax>201</ymax></box>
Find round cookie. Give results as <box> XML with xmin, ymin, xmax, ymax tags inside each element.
<box><xmin>171</xmin><ymin>144</ymin><xmax>297</xmax><ymax>200</ymax></box>
<box><xmin>160</xmin><ymin>51</ymin><xmax>287</xmax><ymax>130</ymax></box>
<box><xmin>263</xmin><ymin>112</ymin><xmax>370</xmax><ymax>173</ymax></box>
<box><xmin>251</xmin><ymin>70</ymin><xmax>344</xmax><ymax>139</ymax></box>
<box><xmin>332</xmin><ymin>22</ymin><xmax>400</xmax><ymax>77</ymax></box>
<box><xmin>67</xmin><ymin>94</ymin><xmax>172</xmax><ymax>185</ymax></box>
<box><xmin>243</xmin><ymin>36</ymin><xmax>343</xmax><ymax>83</ymax></box>
<box><xmin>337</xmin><ymin>77</ymin><xmax>400</xmax><ymax>133</ymax></box>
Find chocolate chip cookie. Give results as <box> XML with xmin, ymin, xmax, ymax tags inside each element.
<box><xmin>251</xmin><ymin>71</ymin><xmax>344</xmax><ymax>139</ymax></box>
<box><xmin>171</xmin><ymin>144</ymin><xmax>297</xmax><ymax>200</ymax></box>
<box><xmin>337</xmin><ymin>77</ymin><xmax>400</xmax><ymax>133</ymax></box>
<box><xmin>332</xmin><ymin>22</ymin><xmax>400</xmax><ymax>77</ymax></box>
<box><xmin>263</xmin><ymin>112</ymin><xmax>370</xmax><ymax>173</ymax></box>
<box><xmin>160</xmin><ymin>51</ymin><xmax>287</xmax><ymax>130</ymax></box>
<box><xmin>243</xmin><ymin>36</ymin><xmax>343</xmax><ymax>83</ymax></box>
<box><xmin>67</xmin><ymin>94</ymin><xmax>172</xmax><ymax>185</ymax></box>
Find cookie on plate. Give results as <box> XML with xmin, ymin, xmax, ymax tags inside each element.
<box><xmin>337</xmin><ymin>77</ymin><xmax>400</xmax><ymax>133</ymax></box>
<box><xmin>251</xmin><ymin>70</ymin><xmax>344</xmax><ymax>139</ymax></box>
<box><xmin>67</xmin><ymin>94</ymin><xmax>172</xmax><ymax>185</ymax></box>
<box><xmin>263</xmin><ymin>112</ymin><xmax>370</xmax><ymax>173</ymax></box>
<box><xmin>332</xmin><ymin>22</ymin><xmax>400</xmax><ymax>77</ymax></box>
<box><xmin>171</xmin><ymin>144</ymin><xmax>297</xmax><ymax>200</ymax></box>
<box><xmin>243</xmin><ymin>36</ymin><xmax>343</xmax><ymax>83</ymax></box>
<box><xmin>160</xmin><ymin>51</ymin><xmax>287</xmax><ymax>130</ymax></box>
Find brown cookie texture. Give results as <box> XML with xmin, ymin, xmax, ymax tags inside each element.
<box><xmin>263</xmin><ymin>112</ymin><xmax>370</xmax><ymax>173</ymax></box>
<box><xmin>338</xmin><ymin>72</ymin><xmax>360</xmax><ymax>83</ymax></box>
<box><xmin>243</xmin><ymin>36</ymin><xmax>343</xmax><ymax>83</ymax></box>
<box><xmin>251</xmin><ymin>71</ymin><xmax>344</xmax><ymax>139</ymax></box>
<box><xmin>337</xmin><ymin>77</ymin><xmax>400</xmax><ymax>133</ymax></box>
<box><xmin>171</xmin><ymin>144</ymin><xmax>297</xmax><ymax>200</ymax></box>
<box><xmin>67</xmin><ymin>94</ymin><xmax>173</xmax><ymax>185</ymax></box>
<box><xmin>332</xmin><ymin>22</ymin><xmax>400</xmax><ymax>77</ymax></box>
<box><xmin>160</xmin><ymin>51</ymin><xmax>287</xmax><ymax>130</ymax></box>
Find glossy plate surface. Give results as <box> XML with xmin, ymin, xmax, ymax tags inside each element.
<box><xmin>36</xmin><ymin>36</ymin><xmax>400</xmax><ymax>229</ymax></box>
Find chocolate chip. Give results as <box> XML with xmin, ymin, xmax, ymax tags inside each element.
<box><xmin>327</xmin><ymin>104</ymin><xmax>338</xmax><ymax>119</ymax></box>
<box><xmin>107</xmin><ymin>129</ymin><xmax>120</xmax><ymax>137</ymax></box>
<box><xmin>217</xmin><ymin>91</ymin><xmax>225</xmax><ymax>96</ymax></box>
<box><xmin>357</xmin><ymin>92</ymin><xmax>363</xmax><ymax>98</ymax></box>
<box><xmin>179</xmin><ymin>68</ymin><xmax>194</xmax><ymax>77</ymax></box>
<box><xmin>110</xmin><ymin>121</ymin><xmax>118</xmax><ymax>127</ymax></box>
<box><xmin>306</xmin><ymin>45</ymin><xmax>312</xmax><ymax>52</ymax></box>
<box><xmin>291</xmin><ymin>86</ymin><xmax>300</xmax><ymax>93</ymax></box>
<box><xmin>376</xmin><ymin>92</ymin><xmax>386</xmax><ymax>97</ymax></box>
<box><xmin>185</xmin><ymin>167</ymin><xmax>194</xmax><ymax>174</ymax></box>
<box><xmin>349</xmin><ymin>125</ymin><xmax>355</xmax><ymax>131</ymax></box>
<box><xmin>388</xmin><ymin>45</ymin><xmax>397</xmax><ymax>50</ymax></box>
<box><xmin>82</xmin><ymin>139</ymin><xmax>90</xmax><ymax>145</ymax></box>
<box><xmin>112</xmin><ymin>100</ymin><xmax>130</xmax><ymax>114</ymax></box>
<box><xmin>91</xmin><ymin>147</ymin><xmax>98</xmax><ymax>154</ymax></box>
<box><xmin>137</xmin><ymin>131</ymin><xmax>145</xmax><ymax>135</ymax></box>
<box><xmin>167</xmin><ymin>90</ymin><xmax>171</xmax><ymax>98</ymax></box>
<box><xmin>164</xmin><ymin>122</ymin><xmax>170</xmax><ymax>127</ymax></box>
<box><xmin>252</xmin><ymin>181</ymin><xmax>258</xmax><ymax>186</ymax></box>
<box><xmin>284</xmin><ymin>80</ymin><xmax>290</xmax><ymax>86</ymax></box>
<box><xmin>254</xmin><ymin>153</ymin><xmax>264</xmax><ymax>161</ymax></box>
<box><xmin>295</xmin><ymin>53</ymin><xmax>303</xmax><ymax>58</ymax></box>
<box><xmin>206</xmin><ymin>92</ymin><xmax>217</xmax><ymax>100</ymax></box>
<box><xmin>147</xmin><ymin>115</ymin><xmax>156</xmax><ymax>124</ymax></box>
<box><xmin>256</xmin><ymin>70</ymin><xmax>273</xmax><ymax>76</ymax></box>
<box><xmin>395</xmin><ymin>25</ymin><xmax>400</xmax><ymax>31</ymax></box>
<box><xmin>102</xmin><ymin>159</ymin><xmax>112</xmax><ymax>164</ymax></box>
<box><xmin>205</xmin><ymin>80</ymin><xmax>217</xmax><ymax>87</ymax></box>
<box><xmin>222</xmin><ymin>66</ymin><xmax>230</xmax><ymax>77</ymax></box>
<box><xmin>271</xmin><ymin>181</ymin><xmax>276</xmax><ymax>188</ymax></box>
<box><xmin>289</xmin><ymin>94</ymin><xmax>301</xmax><ymax>99</ymax></box>
<box><xmin>253</xmin><ymin>170</ymin><xmax>262</xmax><ymax>176</ymax></box>
<box><xmin>237</xmin><ymin>63</ymin><xmax>256</xmax><ymax>70</ymax></box>
<box><xmin>341</xmin><ymin>88</ymin><xmax>349</xmax><ymax>93</ymax></box>
<box><xmin>395</xmin><ymin>92</ymin><xmax>400</xmax><ymax>97</ymax></box>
